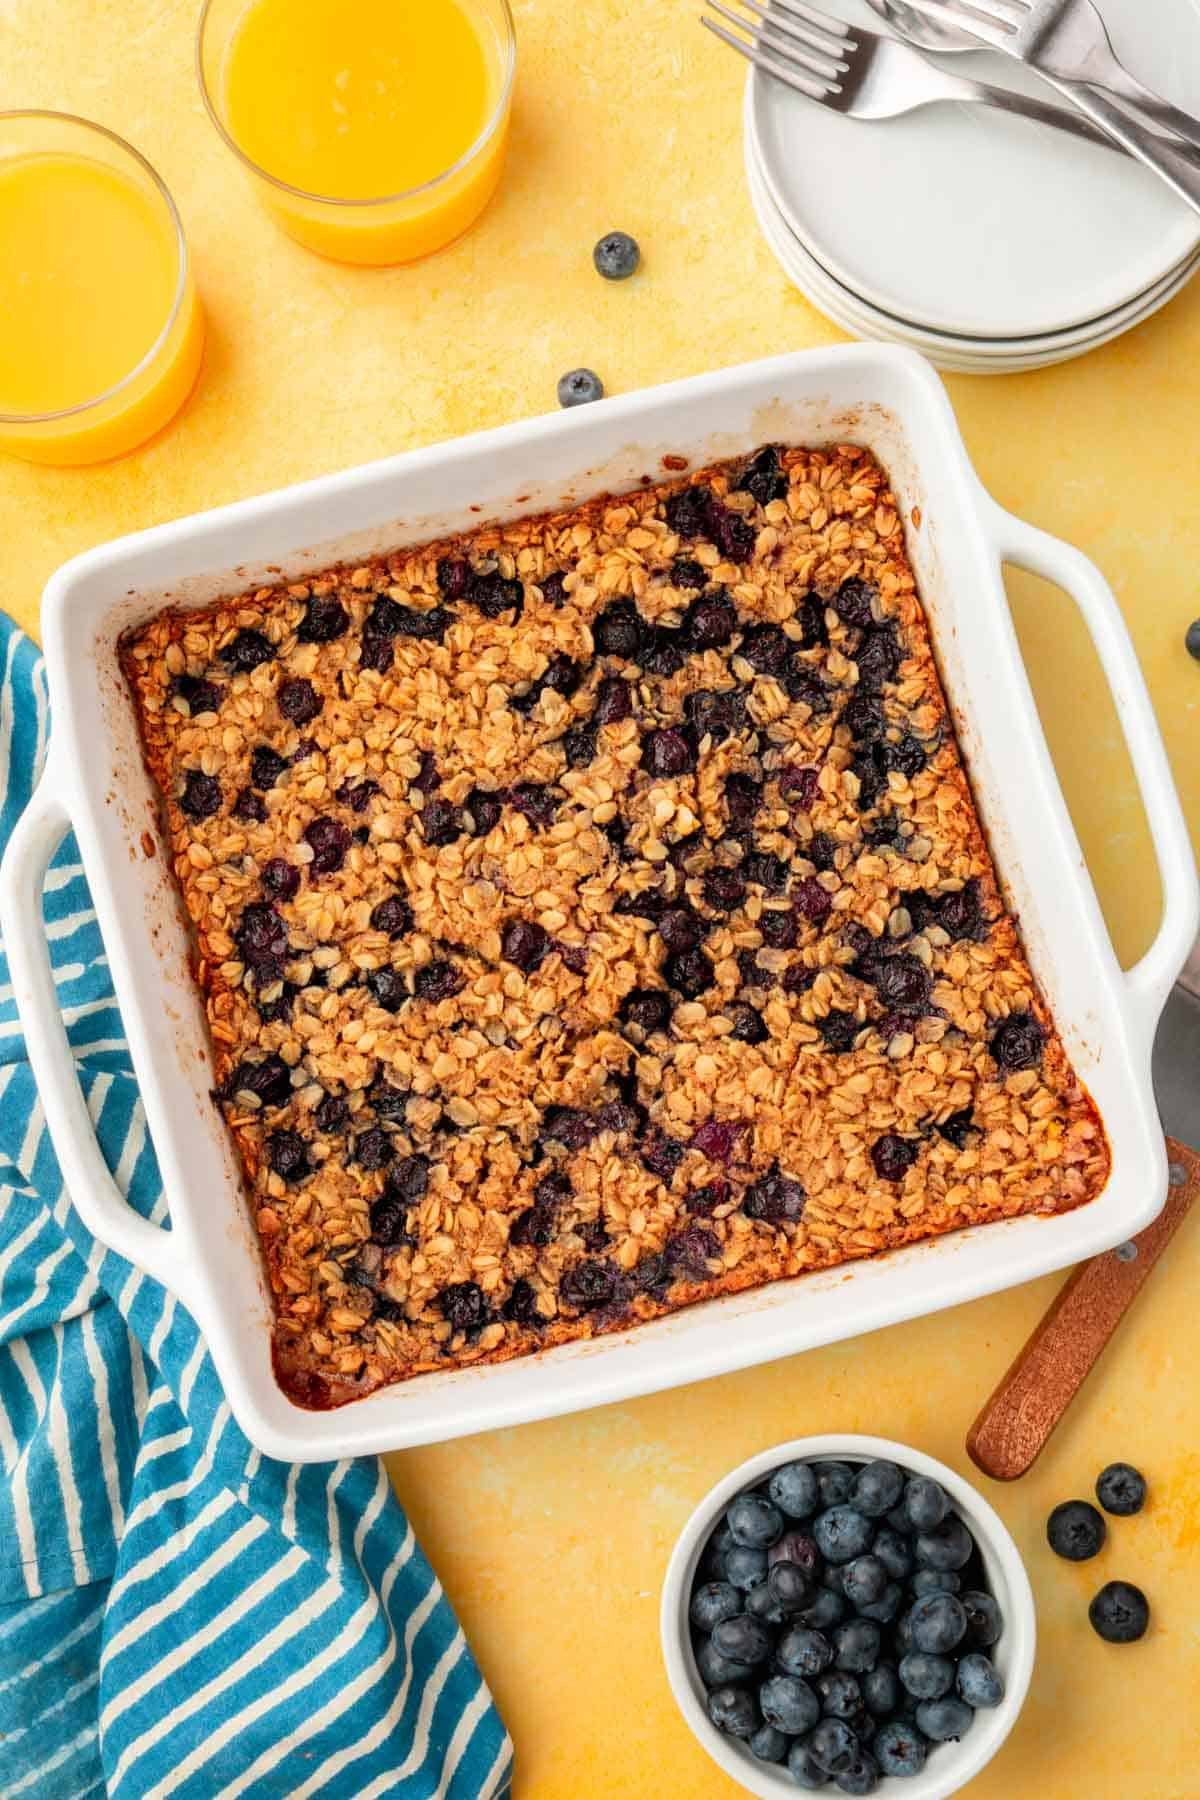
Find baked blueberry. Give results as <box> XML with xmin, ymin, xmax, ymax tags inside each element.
<box><xmin>818</xmin><ymin>1011</ymin><xmax>861</xmax><ymax>1055</ymax></box>
<box><xmin>313</xmin><ymin>1092</ymin><xmax>349</xmax><ymax>1133</ymax></box>
<box><xmin>991</xmin><ymin>1011</ymin><xmax>1044</xmax><ymax>1071</ymax></box>
<box><xmin>742</xmin><ymin>1165</ymin><xmax>806</xmax><ymax>1225</ymax></box>
<box><xmin>1089</xmin><ymin>1580</ymin><xmax>1149</xmax><ymax>1644</ymax></box>
<box><xmin>304</xmin><ymin>815</ymin><xmax>351</xmax><ymax>874</ymax></box>
<box><xmin>222</xmin><ymin>627</ymin><xmax>274</xmax><ymax>671</ymax></box>
<box><xmin>665</xmin><ymin>947</ymin><xmax>715</xmax><ymax>999</ymax></box>
<box><xmin>740</xmin><ymin>622</ymin><xmax>791</xmax><ymax>674</ymax></box>
<box><xmin>366</xmin><ymin>967</ymin><xmax>407</xmax><ymax>1012</ymax></box>
<box><xmin>235</xmin><ymin>902</ymin><xmax>290</xmax><ymax>983</ymax></box>
<box><xmin>297</xmin><ymin>595</ymin><xmax>349</xmax><ymax>643</ymax></box>
<box><xmin>1047</xmin><ymin>1499</ymin><xmax>1106</xmax><ymax>1562</ymax></box>
<box><xmin>266</xmin><ymin>1129</ymin><xmax>310</xmax><ymax>1182</ymax></box>
<box><xmin>413</xmin><ymin>959</ymin><xmax>465</xmax><ymax>1003</ymax></box>
<box><xmin>736</xmin><ymin>445</ymin><xmax>788</xmax><ymax>508</ymax></box>
<box><xmin>181</xmin><ymin>769</ymin><xmax>222</xmax><ymax>820</ymax></box>
<box><xmin>758</xmin><ymin>908</ymin><xmax>798</xmax><ymax>951</ymax></box>
<box><xmin>260</xmin><ymin>858</ymin><xmax>299</xmax><ymax>902</ymax></box>
<box><xmin>172</xmin><ymin>674</ymin><xmax>221</xmax><ymax>716</ymax></box>
<box><xmin>871</xmin><ymin>1134</ymin><xmax>918</xmax><ymax>1183</ymax></box>
<box><xmin>467</xmin><ymin>568</ymin><xmax>524</xmax><ymax>618</ymax></box>
<box><xmin>224</xmin><ymin>1053</ymin><xmax>292</xmax><ymax>1109</ymax></box>
<box><xmin>681</xmin><ymin>588</ymin><xmax>738</xmax><ymax>650</ymax></box>
<box><xmin>937</xmin><ymin>1107</ymin><xmax>976</xmax><ymax>1151</ymax></box>
<box><xmin>703</xmin><ymin>866</ymin><xmax>746</xmax><ymax>912</ymax></box>
<box><xmin>1096</xmin><ymin>1462</ymin><xmax>1147</xmax><ymax>1516</ymax></box>
<box><xmin>685</xmin><ymin>687</ymin><xmax>748</xmax><ymax>744</ymax></box>
<box><xmin>502</xmin><ymin>918</ymin><xmax>551</xmax><ymax>974</ymax></box>
<box><xmin>641</xmin><ymin>727</ymin><xmax>695</xmax><ymax>778</ymax></box>
<box><xmin>768</xmin><ymin>1461</ymin><xmax>820</xmax><ymax>1520</ymax></box>
<box><xmin>370</xmin><ymin>893</ymin><xmax>413</xmax><ymax>937</ymax></box>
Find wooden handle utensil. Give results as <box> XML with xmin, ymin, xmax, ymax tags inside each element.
<box><xmin>967</xmin><ymin>1138</ymin><xmax>1200</xmax><ymax>1481</ymax></box>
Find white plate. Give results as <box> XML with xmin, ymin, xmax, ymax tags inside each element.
<box><xmin>746</xmin><ymin>127</ymin><xmax>1200</xmax><ymax>371</ymax></box>
<box><xmin>750</xmin><ymin>0</ymin><xmax>1200</xmax><ymax>340</ymax></box>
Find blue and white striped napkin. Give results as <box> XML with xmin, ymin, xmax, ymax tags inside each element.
<box><xmin>0</xmin><ymin>616</ymin><xmax>512</xmax><ymax>1799</ymax></box>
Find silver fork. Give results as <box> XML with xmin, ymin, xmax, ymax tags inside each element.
<box><xmin>896</xmin><ymin>0</ymin><xmax>1200</xmax><ymax>216</ymax></box>
<box><xmin>701</xmin><ymin>0</ymin><xmax>1119</xmax><ymax>150</ymax></box>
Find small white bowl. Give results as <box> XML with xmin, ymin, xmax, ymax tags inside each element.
<box><xmin>661</xmin><ymin>1435</ymin><xmax>1035</xmax><ymax>1800</ymax></box>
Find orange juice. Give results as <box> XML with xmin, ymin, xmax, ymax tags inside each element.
<box><xmin>204</xmin><ymin>0</ymin><xmax>513</xmax><ymax>264</ymax></box>
<box><xmin>0</xmin><ymin>134</ymin><xmax>203</xmax><ymax>466</ymax></box>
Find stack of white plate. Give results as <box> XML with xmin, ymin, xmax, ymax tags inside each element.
<box><xmin>744</xmin><ymin>0</ymin><xmax>1200</xmax><ymax>371</ymax></box>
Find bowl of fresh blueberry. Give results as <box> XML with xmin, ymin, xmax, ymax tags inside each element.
<box><xmin>660</xmin><ymin>1436</ymin><xmax>1035</xmax><ymax>1797</ymax></box>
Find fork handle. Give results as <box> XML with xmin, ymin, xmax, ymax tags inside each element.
<box><xmin>951</xmin><ymin>75</ymin><xmax>1122</xmax><ymax>153</ymax></box>
<box><xmin>1039</xmin><ymin>76</ymin><xmax>1200</xmax><ymax>218</ymax></box>
<box><xmin>1082</xmin><ymin>55</ymin><xmax>1200</xmax><ymax>160</ymax></box>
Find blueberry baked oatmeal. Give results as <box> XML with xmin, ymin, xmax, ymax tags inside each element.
<box><xmin>121</xmin><ymin>443</ymin><xmax>1110</xmax><ymax>1406</ymax></box>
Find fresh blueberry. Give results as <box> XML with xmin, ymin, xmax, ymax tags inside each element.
<box><xmin>769</xmin><ymin>1461</ymin><xmax>820</xmax><ymax>1520</ymax></box>
<box><xmin>959</xmin><ymin>1590</ymin><xmax>1003</xmax><ymax>1649</ymax></box>
<box><xmin>1089</xmin><ymin>1580</ymin><xmax>1150</xmax><ymax>1643</ymax></box>
<box><xmin>778</xmin><ymin>1627</ymin><xmax>834</xmax><ymax>1679</ymax></box>
<box><xmin>1047</xmin><ymin>1499</ymin><xmax>1107</xmax><ymax>1562</ymax></box>
<box><xmin>768</xmin><ymin>1561</ymin><xmax>815</xmax><ymax>1614</ymax></box>
<box><xmin>558</xmin><ymin>368</ymin><xmax>604</xmax><ymax>408</ymax></box>
<box><xmin>914</xmin><ymin>1517</ymin><xmax>974</xmax><ymax>1572</ymax></box>
<box><xmin>856</xmin><ymin>1582</ymin><xmax>903</xmax><ymax>1625</ymax></box>
<box><xmin>909</xmin><ymin>1592</ymin><xmax>968</xmax><ymax>1655</ymax></box>
<box><xmin>872</xmin><ymin>1528</ymin><xmax>914</xmax><ymax>1582</ymax></box>
<box><xmin>915</xmin><ymin>1697</ymin><xmax>973</xmax><ymax>1743</ymax></box>
<box><xmin>852</xmin><ymin>1461</ymin><xmax>905</xmax><ymax>1520</ymax></box>
<box><xmin>911</xmin><ymin>1569</ymin><xmax>961</xmax><ymax>1598</ymax></box>
<box><xmin>893</xmin><ymin>1610</ymin><xmax>915</xmax><ymax>1657</ymax></box>
<box><xmin>903</xmin><ymin>1476</ymin><xmax>949</xmax><ymax>1534</ymax></box>
<box><xmin>593</xmin><ymin>230</ymin><xmax>640</xmax><ymax>280</ymax></box>
<box><xmin>836</xmin><ymin>1753</ymin><xmax>879</xmax><ymax>1796</ymax></box>
<box><xmin>956</xmin><ymin>1653</ymin><xmax>1004</xmax><ymax>1708</ymax></box>
<box><xmin>725</xmin><ymin>1544</ymin><xmax>770</xmax><ymax>1592</ymax></box>
<box><xmin>821</xmin><ymin>1564</ymin><xmax>846</xmax><ymax>1595</ymax></box>
<box><xmin>771</xmin><ymin>1531</ymin><xmax>822</xmax><ymax>1578</ymax></box>
<box><xmin>861</xmin><ymin>1663</ymin><xmax>899</xmax><ymax>1718</ymax></box>
<box><xmin>713</xmin><ymin>1614</ymin><xmax>773</xmax><ymax>1667</ymax></box>
<box><xmin>1187</xmin><ymin>619</ymin><xmax>1200</xmax><ymax>661</ymax></box>
<box><xmin>799</xmin><ymin>1587</ymin><xmax>846</xmax><ymax>1632</ymax></box>
<box><xmin>806</xmin><ymin>1717</ymin><xmax>859</xmax><ymax>1774</ymax></box>
<box><xmin>899</xmin><ymin>1652</ymin><xmax>955</xmax><ymax>1700</ymax></box>
<box><xmin>814</xmin><ymin>1507</ymin><xmax>874</xmax><ymax>1566</ymax></box>
<box><xmin>690</xmin><ymin>1581</ymin><xmax>742</xmax><ymax>1632</ymax></box>
<box><xmin>817</xmin><ymin>1672</ymin><xmax>862</xmax><ymax>1719</ymax></box>
<box><xmin>760</xmin><ymin>1674</ymin><xmax>821</xmax><ymax>1735</ymax></box>
<box><xmin>833</xmin><ymin>1620</ymin><xmax>881</xmax><ymax>1674</ymax></box>
<box><xmin>696</xmin><ymin>1638</ymin><xmax>752</xmax><ymax>1688</ymax></box>
<box><xmin>746</xmin><ymin>1584</ymin><xmax>788</xmax><ymax>1626</ymax></box>
<box><xmin>729</xmin><ymin>1492</ymin><xmax>785</xmax><ymax>1550</ymax></box>
<box><xmin>750</xmin><ymin>1724</ymin><xmax>790</xmax><ymax>1763</ymax></box>
<box><xmin>1096</xmin><ymin>1462</ymin><xmax>1147</xmax><ymax>1517</ymax></box>
<box><xmin>707</xmin><ymin>1684</ymin><xmax>758</xmax><ymax>1738</ymax></box>
<box><xmin>787</xmin><ymin>1743</ymin><xmax>828</xmax><ymax>1790</ymax></box>
<box><xmin>841</xmin><ymin>1557</ymin><xmax>887</xmax><ymax>1609</ymax></box>
<box><xmin>816</xmin><ymin>1462</ymin><xmax>857</xmax><ymax>1507</ymax></box>
<box><xmin>874</xmin><ymin>1720</ymin><xmax>927</xmax><ymax>1777</ymax></box>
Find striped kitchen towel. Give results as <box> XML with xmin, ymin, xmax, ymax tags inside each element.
<box><xmin>0</xmin><ymin>615</ymin><xmax>512</xmax><ymax>1800</ymax></box>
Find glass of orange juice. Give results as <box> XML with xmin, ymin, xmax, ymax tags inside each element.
<box><xmin>197</xmin><ymin>0</ymin><xmax>516</xmax><ymax>266</ymax></box>
<box><xmin>0</xmin><ymin>113</ymin><xmax>204</xmax><ymax>467</ymax></box>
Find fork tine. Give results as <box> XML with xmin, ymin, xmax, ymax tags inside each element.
<box><xmin>758</xmin><ymin>0</ymin><xmax>854</xmax><ymax>55</ymax></box>
<box><xmin>729</xmin><ymin>0</ymin><xmax>852</xmax><ymax>78</ymax></box>
<box><xmin>714</xmin><ymin>0</ymin><xmax>849</xmax><ymax>81</ymax></box>
<box><xmin>699</xmin><ymin>14</ymin><xmax>835</xmax><ymax>104</ymax></box>
<box><xmin>886</xmin><ymin>0</ymin><xmax>1012</xmax><ymax>47</ymax></box>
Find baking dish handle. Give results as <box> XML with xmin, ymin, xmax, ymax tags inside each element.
<box><xmin>980</xmin><ymin>496</ymin><xmax>1200</xmax><ymax>1052</ymax></box>
<box><xmin>0</xmin><ymin>762</ymin><xmax>189</xmax><ymax>1299</ymax></box>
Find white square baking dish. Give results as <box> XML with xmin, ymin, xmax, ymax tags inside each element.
<box><xmin>3</xmin><ymin>345</ymin><xmax>1195</xmax><ymax>1462</ymax></box>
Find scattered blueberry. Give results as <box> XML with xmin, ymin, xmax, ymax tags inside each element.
<box><xmin>1186</xmin><ymin>619</ymin><xmax>1200</xmax><ymax>661</ymax></box>
<box><xmin>1047</xmin><ymin>1499</ymin><xmax>1107</xmax><ymax>1562</ymax></box>
<box><xmin>1096</xmin><ymin>1462</ymin><xmax>1147</xmax><ymax>1517</ymax></box>
<box><xmin>558</xmin><ymin>368</ymin><xmax>604</xmax><ymax>408</ymax></box>
<box><xmin>956</xmin><ymin>1653</ymin><xmax>1003</xmax><ymax>1708</ymax></box>
<box><xmin>593</xmin><ymin>230</ymin><xmax>640</xmax><ymax>279</ymax></box>
<box><xmin>1089</xmin><ymin>1580</ymin><xmax>1149</xmax><ymax>1644</ymax></box>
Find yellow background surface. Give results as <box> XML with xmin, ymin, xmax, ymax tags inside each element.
<box><xmin>5</xmin><ymin>0</ymin><xmax>1200</xmax><ymax>1793</ymax></box>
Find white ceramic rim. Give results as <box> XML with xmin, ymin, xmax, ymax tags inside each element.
<box><xmin>745</xmin><ymin>128</ymin><xmax>1199</xmax><ymax>372</ymax></box>
<box><xmin>660</xmin><ymin>1434</ymin><xmax>1036</xmax><ymax>1800</ymax></box>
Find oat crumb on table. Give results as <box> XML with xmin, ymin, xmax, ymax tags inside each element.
<box><xmin>120</xmin><ymin>443</ymin><xmax>1110</xmax><ymax>1408</ymax></box>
